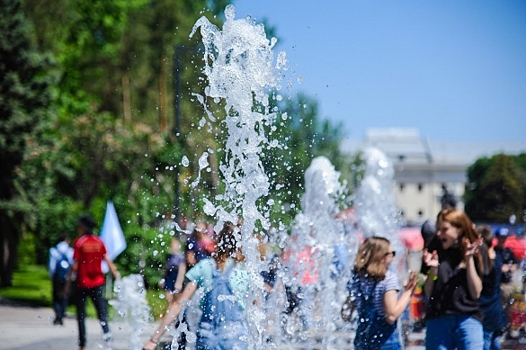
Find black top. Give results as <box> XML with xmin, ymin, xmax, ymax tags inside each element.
<box><xmin>426</xmin><ymin>250</ymin><xmax>484</xmax><ymax>322</ymax></box>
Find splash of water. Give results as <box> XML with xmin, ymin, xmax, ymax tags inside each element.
<box><xmin>190</xmin><ymin>4</ymin><xmax>286</xmax><ymax>347</ymax></box>
<box><xmin>354</xmin><ymin>147</ymin><xmax>404</xmax><ymax>269</ymax></box>
<box><xmin>282</xmin><ymin>156</ymin><xmax>349</xmax><ymax>346</ymax></box>
<box><xmin>110</xmin><ymin>274</ymin><xmax>151</xmax><ymax>350</ymax></box>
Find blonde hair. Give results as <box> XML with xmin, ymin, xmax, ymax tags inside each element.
<box><xmin>354</xmin><ymin>237</ymin><xmax>391</xmax><ymax>281</ymax></box>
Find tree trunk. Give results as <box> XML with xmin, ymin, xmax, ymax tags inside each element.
<box><xmin>122</xmin><ymin>74</ymin><xmax>131</xmax><ymax>124</ymax></box>
<box><xmin>0</xmin><ymin>213</ymin><xmax>19</xmax><ymax>288</ymax></box>
<box><xmin>159</xmin><ymin>53</ymin><xmax>168</xmax><ymax>132</ymax></box>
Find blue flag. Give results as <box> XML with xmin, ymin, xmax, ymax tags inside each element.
<box><xmin>100</xmin><ymin>201</ymin><xmax>126</xmax><ymax>272</ymax></box>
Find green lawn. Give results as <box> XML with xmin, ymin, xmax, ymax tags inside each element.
<box><xmin>0</xmin><ymin>265</ymin><xmax>167</xmax><ymax>320</ymax></box>
<box><xmin>0</xmin><ymin>265</ymin><xmax>51</xmax><ymax>306</ymax></box>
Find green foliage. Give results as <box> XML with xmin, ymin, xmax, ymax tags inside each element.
<box><xmin>16</xmin><ymin>108</ymin><xmax>185</xmax><ymax>269</ymax></box>
<box><xmin>17</xmin><ymin>233</ymin><xmax>37</xmax><ymax>266</ymax></box>
<box><xmin>465</xmin><ymin>153</ymin><xmax>526</xmax><ymax>223</ymax></box>
<box><xmin>2</xmin><ymin>1</ymin><xmax>358</xmax><ymax>290</ymax></box>
<box><xmin>0</xmin><ymin>0</ymin><xmax>57</xmax><ymax>287</ymax></box>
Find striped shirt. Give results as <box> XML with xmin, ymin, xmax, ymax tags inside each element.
<box><xmin>348</xmin><ymin>270</ymin><xmax>400</xmax><ymax>317</ymax></box>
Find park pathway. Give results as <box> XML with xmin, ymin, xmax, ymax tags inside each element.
<box><xmin>0</xmin><ymin>298</ymin><xmax>429</xmax><ymax>350</ymax></box>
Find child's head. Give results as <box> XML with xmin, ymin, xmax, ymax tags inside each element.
<box><xmin>354</xmin><ymin>236</ymin><xmax>393</xmax><ymax>281</ymax></box>
<box><xmin>170</xmin><ymin>237</ymin><xmax>181</xmax><ymax>253</ymax></box>
<box><xmin>213</xmin><ymin>221</ymin><xmax>241</xmax><ymax>263</ymax></box>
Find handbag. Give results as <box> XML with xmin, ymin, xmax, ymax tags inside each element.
<box><xmin>340</xmin><ymin>294</ymin><xmax>355</xmax><ymax>322</ymax></box>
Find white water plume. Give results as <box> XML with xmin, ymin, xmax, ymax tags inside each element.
<box><xmin>110</xmin><ymin>274</ymin><xmax>151</xmax><ymax>350</ymax></box>
<box><xmin>190</xmin><ymin>4</ymin><xmax>286</xmax><ymax>347</ymax></box>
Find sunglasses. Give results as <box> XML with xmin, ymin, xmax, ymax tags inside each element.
<box><xmin>385</xmin><ymin>251</ymin><xmax>396</xmax><ymax>257</ymax></box>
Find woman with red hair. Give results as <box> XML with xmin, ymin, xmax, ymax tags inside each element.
<box><xmin>423</xmin><ymin>209</ymin><xmax>485</xmax><ymax>349</ymax></box>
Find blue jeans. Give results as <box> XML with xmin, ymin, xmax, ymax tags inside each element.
<box><xmin>52</xmin><ymin>276</ymin><xmax>68</xmax><ymax>321</ymax></box>
<box><xmin>483</xmin><ymin>329</ymin><xmax>502</xmax><ymax>350</ymax></box>
<box><xmin>380</xmin><ymin>328</ymin><xmax>402</xmax><ymax>350</ymax></box>
<box><xmin>426</xmin><ymin>315</ymin><xmax>483</xmax><ymax>350</ymax></box>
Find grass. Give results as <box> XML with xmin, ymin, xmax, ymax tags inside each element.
<box><xmin>0</xmin><ymin>264</ymin><xmax>168</xmax><ymax>320</ymax></box>
<box><xmin>0</xmin><ymin>265</ymin><xmax>52</xmax><ymax>306</ymax></box>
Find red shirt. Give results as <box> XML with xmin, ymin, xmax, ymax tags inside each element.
<box><xmin>73</xmin><ymin>235</ymin><xmax>107</xmax><ymax>289</ymax></box>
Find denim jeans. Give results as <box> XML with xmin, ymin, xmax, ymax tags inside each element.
<box><xmin>379</xmin><ymin>327</ymin><xmax>402</xmax><ymax>350</ymax></box>
<box><xmin>75</xmin><ymin>285</ymin><xmax>110</xmax><ymax>347</ymax></box>
<box><xmin>426</xmin><ymin>315</ymin><xmax>483</xmax><ymax>350</ymax></box>
<box><xmin>52</xmin><ymin>277</ymin><xmax>68</xmax><ymax>321</ymax></box>
<box><xmin>483</xmin><ymin>329</ymin><xmax>502</xmax><ymax>350</ymax></box>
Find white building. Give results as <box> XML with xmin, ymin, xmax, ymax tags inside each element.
<box><xmin>341</xmin><ymin>128</ymin><xmax>526</xmax><ymax>226</ymax></box>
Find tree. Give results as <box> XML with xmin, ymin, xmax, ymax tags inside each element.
<box><xmin>465</xmin><ymin>154</ymin><xmax>525</xmax><ymax>223</ymax></box>
<box><xmin>16</xmin><ymin>108</ymin><xmax>185</xmax><ymax>268</ymax></box>
<box><xmin>0</xmin><ymin>0</ymin><xmax>56</xmax><ymax>287</ymax></box>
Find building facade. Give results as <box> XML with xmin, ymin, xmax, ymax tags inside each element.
<box><xmin>341</xmin><ymin>128</ymin><xmax>526</xmax><ymax>226</ymax></box>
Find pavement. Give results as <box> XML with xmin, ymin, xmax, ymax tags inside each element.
<box><xmin>0</xmin><ymin>299</ymin><xmax>427</xmax><ymax>350</ymax></box>
<box><xmin>0</xmin><ymin>299</ymin><xmax>161</xmax><ymax>350</ymax></box>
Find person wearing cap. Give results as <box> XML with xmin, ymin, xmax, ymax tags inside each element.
<box><xmin>494</xmin><ymin>227</ymin><xmax>518</xmax><ymax>329</ymax></box>
<box><xmin>66</xmin><ymin>215</ymin><xmax>118</xmax><ymax>350</ymax></box>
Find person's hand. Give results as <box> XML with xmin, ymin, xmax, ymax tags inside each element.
<box><xmin>142</xmin><ymin>339</ymin><xmax>157</xmax><ymax>350</ymax></box>
<box><xmin>464</xmin><ymin>237</ymin><xmax>482</xmax><ymax>259</ymax></box>
<box><xmin>174</xmin><ymin>282</ymin><xmax>183</xmax><ymax>293</ymax></box>
<box><xmin>63</xmin><ymin>282</ymin><xmax>70</xmax><ymax>299</ymax></box>
<box><xmin>423</xmin><ymin>249</ymin><xmax>439</xmax><ymax>268</ymax></box>
<box><xmin>158</xmin><ymin>279</ymin><xmax>165</xmax><ymax>288</ymax></box>
<box><xmin>404</xmin><ymin>271</ymin><xmax>418</xmax><ymax>292</ymax></box>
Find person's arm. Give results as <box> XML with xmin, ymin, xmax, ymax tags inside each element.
<box><xmin>384</xmin><ymin>272</ymin><xmax>417</xmax><ymax>324</ymax></box>
<box><xmin>64</xmin><ymin>260</ymin><xmax>78</xmax><ymax>297</ymax></box>
<box><xmin>174</xmin><ymin>262</ymin><xmax>186</xmax><ymax>292</ymax></box>
<box><xmin>423</xmin><ymin>249</ymin><xmax>440</xmax><ymax>298</ymax></box>
<box><xmin>104</xmin><ymin>255</ymin><xmax>118</xmax><ymax>279</ymax></box>
<box><xmin>48</xmin><ymin>249</ymin><xmax>55</xmax><ymax>278</ymax></box>
<box><xmin>142</xmin><ymin>282</ymin><xmax>198</xmax><ymax>350</ymax></box>
<box><xmin>464</xmin><ymin>238</ymin><xmax>483</xmax><ymax>300</ymax></box>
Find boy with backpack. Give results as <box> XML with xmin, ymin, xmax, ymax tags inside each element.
<box><xmin>48</xmin><ymin>234</ymin><xmax>74</xmax><ymax>325</ymax></box>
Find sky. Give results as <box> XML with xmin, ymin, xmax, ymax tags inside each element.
<box><xmin>231</xmin><ymin>1</ymin><xmax>526</xmax><ymax>143</ymax></box>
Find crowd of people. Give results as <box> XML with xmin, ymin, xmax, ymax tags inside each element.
<box><xmin>47</xmin><ymin>209</ymin><xmax>523</xmax><ymax>350</ymax></box>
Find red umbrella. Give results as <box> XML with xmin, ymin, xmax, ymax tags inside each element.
<box><xmin>504</xmin><ymin>234</ymin><xmax>526</xmax><ymax>260</ymax></box>
<box><xmin>398</xmin><ymin>227</ymin><xmax>424</xmax><ymax>251</ymax></box>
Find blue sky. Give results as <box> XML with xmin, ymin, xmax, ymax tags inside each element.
<box><xmin>232</xmin><ymin>1</ymin><xmax>526</xmax><ymax>143</ymax></box>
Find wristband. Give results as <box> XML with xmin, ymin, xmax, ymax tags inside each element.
<box><xmin>427</xmin><ymin>269</ymin><xmax>438</xmax><ymax>281</ymax></box>
<box><xmin>149</xmin><ymin>338</ymin><xmax>159</xmax><ymax>345</ymax></box>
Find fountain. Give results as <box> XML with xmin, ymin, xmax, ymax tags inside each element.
<box><xmin>110</xmin><ymin>274</ymin><xmax>151</xmax><ymax>350</ymax></box>
<box><xmin>278</xmin><ymin>156</ymin><xmax>351</xmax><ymax>348</ymax></box>
<box><xmin>354</xmin><ymin>147</ymin><xmax>405</xmax><ymax>271</ymax></box>
<box><xmin>188</xmin><ymin>4</ymin><xmax>287</xmax><ymax>348</ymax></box>
<box><xmin>132</xmin><ymin>5</ymin><xmax>407</xmax><ymax>349</ymax></box>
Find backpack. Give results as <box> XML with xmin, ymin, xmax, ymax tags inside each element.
<box><xmin>353</xmin><ymin>277</ymin><xmax>397</xmax><ymax>350</ymax></box>
<box><xmin>54</xmin><ymin>251</ymin><xmax>70</xmax><ymax>282</ymax></box>
<box><xmin>196</xmin><ymin>261</ymin><xmax>248</xmax><ymax>350</ymax></box>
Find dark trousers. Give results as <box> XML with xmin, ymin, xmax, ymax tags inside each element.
<box><xmin>52</xmin><ymin>277</ymin><xmax>68</xmax><ymax>321</ymax></box>
<box><xmin>75</xmin><ymin>285</ymin><xmax>110</xmax><ymax>347</ymax></box>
